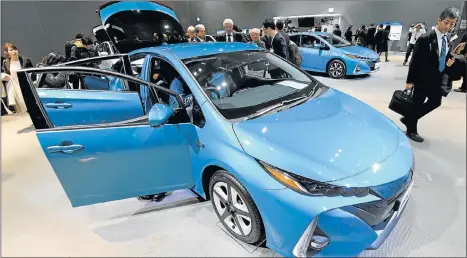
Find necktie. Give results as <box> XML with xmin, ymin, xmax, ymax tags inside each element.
<box><xmin>228</xmin><ymin>34</ymin><xmax>232</xmax><ymax>42</ymax></box>
<box><xmin>439</xmin><ymin>35</ymin><xmax>447</xmax><ymax>72</ymax></box>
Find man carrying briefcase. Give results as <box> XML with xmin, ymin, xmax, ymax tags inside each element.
<box><xmin>396</xmin><ymin>7</ymin><xmax>460</xmax><ymax>143</ymax></box>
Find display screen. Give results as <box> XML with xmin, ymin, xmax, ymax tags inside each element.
<box><xmin>298</xmin><ymin>17</ymin><xmax>315</xmax><ymax>28</ymax></box>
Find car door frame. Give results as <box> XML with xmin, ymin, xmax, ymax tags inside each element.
<box><xmin>18</xmin><ymin>65</ymin><xmax>185</xmax><ymax>130</ymax></box>
<box><xmin>299</xmin><ymin>34</ymin><xmax>328</xmax><ymax>72</ymax></box>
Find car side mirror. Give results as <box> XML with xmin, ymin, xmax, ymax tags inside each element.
<box><xmin>313</xmin><ymin>43</ymin><xmax>327</xmax><ymax>50</ymax></box>
<box><xmin>148</xmin><ymin>103</ymin><xmax>174</xmax><ymax>127</ymax></box>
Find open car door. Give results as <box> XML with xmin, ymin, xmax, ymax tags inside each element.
<box><xmin>35</xmin><ymin>54</ymin><xmax>143</xmax><ymax>127</ymax></box>
<box><xmin>19</xmin><ymin>65</ymin><xmax>195</xmax><ymax>207</ymax></box>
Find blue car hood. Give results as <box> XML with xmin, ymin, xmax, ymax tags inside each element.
<box><xmin>233</xmin><ymin>88</ymin><xmax>401</xmax><ymax>182</ymax></box>
<box><xmin>340</xmin><ymin>46</ymin><xmax>379</xmax><ymax>59</ymax></box>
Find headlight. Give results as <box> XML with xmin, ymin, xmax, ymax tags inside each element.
<box><xmin>258</xmin><ymin>161</ymin><xmax>371</xmax><ymax>197</ymax></box>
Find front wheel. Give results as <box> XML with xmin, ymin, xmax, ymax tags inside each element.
<box><xmin>327</xmin><ymin>59</ymin><xmax>347</xmax><ymax>79</ymax></box>
<box><xmin>209</xmin><ymin>170</ymin><xmax>265</xmax><ymax>244</ymax></box>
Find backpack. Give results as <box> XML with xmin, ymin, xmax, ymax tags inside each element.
<box><xmin>287</xmin><ymin>41</ymin><xmax>302</xmax><ymax>67</ymax></box>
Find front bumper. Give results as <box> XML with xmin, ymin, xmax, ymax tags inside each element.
<box><xmin>348</xmin><ymin>58</ymin><xmax>380</xmax><ymax>75</ymax></box>
<box><xmin>253</xmin><ymin>175</ymin><xmax>413</xmax><ymax>257</ymax></box>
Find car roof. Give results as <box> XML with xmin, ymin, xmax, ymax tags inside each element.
<box><xmin>289</xmin><ymin>31</ymin><xmax>331</xmax><ymax>37</ymax></box>
<box><xmin>130</xmin><ymin>42</ymin><xmax>261</xmax><ymax>60</ymax></box>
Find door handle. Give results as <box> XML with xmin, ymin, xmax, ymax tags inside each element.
<box><xmin>48</xmin><ymin>143</ymin><xmax>84</xmax><ymax>154</ymax></box>
<box><xmin>195</xmin><ymin>140</ymin><xmax>205</xmax><ymax>149</ymax></box>
<box><xmin>45</xmin><ymin>102</ymin><xmax>72</xmax><ymax>109</ymax></box>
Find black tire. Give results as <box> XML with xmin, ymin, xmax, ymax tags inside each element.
<box><xmin>327</xmin><ymin>59</ymin><xmax>347</xmax><ymax>79</ymax></box>
<box><xmin>209</xmin><ymin>170</ymin><xmax>265</xmax><ymax>244</ymax></box>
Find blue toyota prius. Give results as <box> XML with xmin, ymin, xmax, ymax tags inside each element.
<box><xmin>18</xmin><ymin>1</ymin><xmax>415</xmax><ymax>257</ymax></box>
<box><xmin>290</xmin><ymin>32</ymin><xmax>381</xmax><ymax>79</ymax></box>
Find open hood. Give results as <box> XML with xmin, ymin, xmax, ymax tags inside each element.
<box><xmin>96</xmin><ymin>1</ymin><xmax>185</xmax><ymax>53</ymax></box>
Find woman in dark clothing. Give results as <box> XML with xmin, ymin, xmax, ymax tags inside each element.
<box><xmin>355</xmin><ymin>25</ymin><xmax>367</xmax><ymax>46</ymax></box>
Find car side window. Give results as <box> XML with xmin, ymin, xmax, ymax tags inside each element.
<box><xmin>36</xmin><ymin>56</ymin><xmax>132</xmax><ymax>91</ymax></box>
<box><xmin>32</xmin><ymin>69</ymin><xmax>184</xmax><ymax>129</ymax></box>
<box><xmin>301</xmin><ymin>35</ymin><xmax>321</xmax><ymax>48</ymax></box>
<box><xmin>149</xmin><ymin>57</ymin><xmax>205</xmax><ymax>127</ymax></box>
<box><xmin>290</xmin><ymin>35</ymin><xmax>301</xmax><ymax>45</ymax></box>
<box><xmin>98</xmin><ymin>42</ymin><xmax>112</xmax><ymax>55</ymax></box>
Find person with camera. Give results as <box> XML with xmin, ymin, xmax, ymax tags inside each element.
<box><xmin>355</xmin><ymin>25</ymin><xmax>367</xmax><ymax>46</ymax></box>
<box><xmin>403</xmin><ymin>23</ymin><xmax>427</xmax><ymax>66</ymax></box>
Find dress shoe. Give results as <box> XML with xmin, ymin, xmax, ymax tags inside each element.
<box><xmin>403</xmin><ymin>61</ymin><xmax>407</xmax><ymax>66</ymax></box>
<box><xmin>454</xmin><ymin>88</ymin><xmax>466</xmax><ymax>93</ymax></box>
<box><xmin>406</xmin><ymin>132</ymin><xmax>424</xmax><ymax>143</ymax></box>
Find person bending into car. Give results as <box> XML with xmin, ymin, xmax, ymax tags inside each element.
<box><xmin>37</xmin><ymin>52</ymin><xmax>67</xmax><ymax>88</ymax></box>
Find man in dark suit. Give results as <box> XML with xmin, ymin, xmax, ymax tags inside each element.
<box><xmin>193</xmin><ymin>24</ymin><xmax>216</xmax><ymax>42</ymax></box>
<box><xmin>276</xmin><ymin>20</ymin><xmax>291</xmax><ymax>47</ymax></box>
<box><xmin>366</xmin><ymin>24</ymin><xmax>377</xmax><ymax>51</ymax></box>
<box><xmin>262</xmin><ymin>18</ymin><xmax>288</xmax><ymax>59</ymax></box>
<box><xmin>217</xmin><ymin>19</ymin><xmax>246</xmax><ymax>43</ymax></box>
<box><xmin>402</xmin><ymin>7</ymin><xmax>459</xmax><ymax>142</ymax></box>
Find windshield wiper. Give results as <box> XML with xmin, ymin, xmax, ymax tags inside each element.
<box><xmin>243</xmin><ymin>84</ymin><xmax>321</xmax><ymax>121</ymax></box>
<box><xmin>244</xmin><ymin>95</ymin><xmax>308</xmax><ymax>120</ymax></box>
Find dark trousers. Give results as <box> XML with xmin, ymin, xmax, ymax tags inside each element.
<box><xmin>405</xmin><ymin>43</ymin><xmax>415</xmax><ymax>62</ymax></box>
<box><xmin>366</xmin><ymin>43</ymin><xmax>375</xmax><ymax>51</ymax></box>
<box><xmin>406</xmin><ymin>85</ymin><xmax>442</xmax><ymax>133</ymax></box>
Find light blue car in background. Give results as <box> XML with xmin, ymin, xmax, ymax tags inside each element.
<box><xmin>19</xmin><ymin>1</ymin><xmax>415</xmax><ymax>257</ymax></box>
<box><xmin>290</xmin><ymin>32</ymin><xmax>381</xmax><ymax>79</ymax></box>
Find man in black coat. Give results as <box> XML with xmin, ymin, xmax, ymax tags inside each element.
<box><xmin>262</xmin><ymin>18</ymin><xmax>287</xmax><ymax>59</ymax></box>
<box><xmin>217</xmin><ymin>19</ymin><xmax>246</xmax><ymax>42</ymax></box>
<box><xmin>276</xmin><ymin>20</ymin><xmax>291</xmax><ymax>47</ymax></box>
<box><xmin>366</xmin><ymin>24</ymin><xmax>377</xmax><ymax>51</ymax></box>
<box><xmin>333</xmin><ymin>24</ymin><xmax>342</xmax><ymax>37</ymax></box>
<box><xmin>401</xmin><ymin>7</ymin><xmax>460</xmax><ymax>142</ymax></box>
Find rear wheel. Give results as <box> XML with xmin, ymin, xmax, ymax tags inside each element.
<box><xmin>209</xmin><ymin>170</ymin><xmax>265</xmax><ymax>244</ymax></box>
<box><xmin>327</xmin><ymin>59</ymin><xmax>347</xmax><ymax>79</ymax></box>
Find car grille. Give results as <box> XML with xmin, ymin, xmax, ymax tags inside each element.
<box><xmin>342</xmin><ymin>170</ymin><xmax>413</xmax><ymax>227</ymax></box>
<box><xmin>370</xmin><ymin>170</ymin><xmax>413</xmax><ymax>201</ymax></box>
<box><xmin>366</xmin><ymin>58</ymin><xmax>380</xmax><ymax>70</ymax></box>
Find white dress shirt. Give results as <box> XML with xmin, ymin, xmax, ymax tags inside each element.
<box><xmin>226</xmin><ymin>33</ymin><xmax>234</xmax><ymax>42</ymax></box>
<box><xmin>434</xmin><ymin>27</ymin><xmax>448</xmax><ymax>57</ymax></box>
<box><xmin>409</xmin><ymin>27</ymin><xmax>426</xmax><ymax>44</ymax></box>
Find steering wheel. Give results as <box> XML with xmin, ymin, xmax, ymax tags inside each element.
<box><xmin>203</xmin><ymin>86</ymin><xmax>221</xmax><ymax>100</ymax></box>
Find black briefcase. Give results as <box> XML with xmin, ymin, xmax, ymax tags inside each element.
<box><xmin>389</xmin><ymin>89</ymin><xmax>414</xmax><ymax>117</ymax></box>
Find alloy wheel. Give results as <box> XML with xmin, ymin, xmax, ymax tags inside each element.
<box><xmin>212</xmin><ymin>181</ymin><xmax>252</xmax><ymax>236</ymax></box>
<box><xmin>329</xmin><ymin>61</ymin><xmax>345</xmax><ymax>78</ymax></box>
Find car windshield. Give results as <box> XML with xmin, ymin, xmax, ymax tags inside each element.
<box><xmin>320</xmin><ymin>34</ymin><xmax>352</xmax><ymax>47</ymax></box>
<box><xmin>184</xmin><ymin>51</ymin><xmax>322</xmax><ymax>120</ymax></box>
